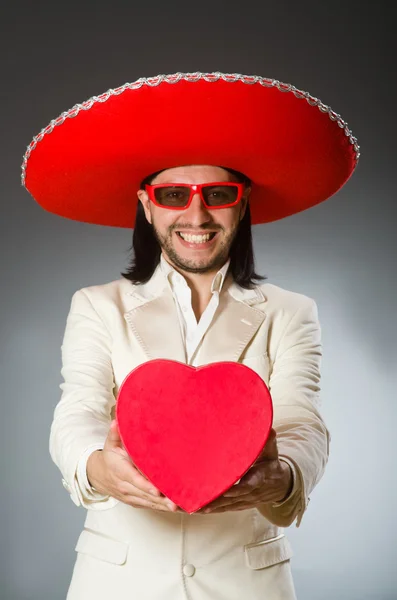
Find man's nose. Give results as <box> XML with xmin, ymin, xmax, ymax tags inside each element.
<box><xmin>183</xmin><ymin>192</ymin><xmax>211</xmax><ymax>220</ymax></box>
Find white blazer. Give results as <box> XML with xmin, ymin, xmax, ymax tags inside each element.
<box><xmin>50</xmin><ymin>264</ymin><xmax>330</xmax><ymax>600</ymax></box>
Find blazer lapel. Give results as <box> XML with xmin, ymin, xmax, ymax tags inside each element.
<box><xmin>122</xmin><ymin>266</ymin><xmax>267</xmax><ymax>365</ymax></box>
<box><xmin>193</xmin><ymin>274</ymin><xmax>267</xmax><ymax>364</ymax></box>
<box><xmin>123</xmin><ymin>265</ymin><xmax>187</xmax><ymax>363</ymax></box>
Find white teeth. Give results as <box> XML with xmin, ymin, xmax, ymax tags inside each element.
<box><xmin>179</xmin><ymin>233</ymin><xmax>213</xmax><ymax>243</ymax></box>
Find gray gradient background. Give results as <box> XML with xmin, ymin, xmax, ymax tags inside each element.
<box><xmin>1</xmin><ymin>2</ymin><xmax>396</xmax><ymax>599</ymax></box>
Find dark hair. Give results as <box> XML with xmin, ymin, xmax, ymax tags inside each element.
<box><xmin>120</xmin><ymin>167</ymin><xmax>267</xmax><ymax>289</ymax></box>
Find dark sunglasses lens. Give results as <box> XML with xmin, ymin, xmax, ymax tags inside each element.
<box><xmin>202</xmin><ymin>185</ymin><xmax>239</xmax><ymax>206</ymax></box>
<box><xmin>154</xmin><ymin>186</ymin><xmax>190</xmax><ymax>207</ymax></box>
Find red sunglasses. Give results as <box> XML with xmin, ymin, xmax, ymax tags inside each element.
<box><xmin>145</xmin><ymin>182</ymin><xmax>246</xmax><ymax>210</ymax></box>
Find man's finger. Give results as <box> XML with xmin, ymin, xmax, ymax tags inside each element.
<box><xmin>204</xmin><ymin>499</ymin><xmax>253</xmax><ymax>513</ymax></box>
<box><xmin>130</xmin><ymin>469</ymin><xmax>162</xmax><ymax>497</ymax></box>
<box><xmin>200</xmin><ymin>493</ymin><xmax>254</xmax><ymax>512</ymax></box>
<box><xmin>223</xmin><ymin>483</ymin><xmax>254</xmax><ymax>497</ymax></box>
<box><xmin>223</xmin><ymin>466</ymin><xmax>264</xmax><ymax>496</ymax></box>
<box><xmin>126</xmin><ymin>494</ymin><xmax>177</xmax><ymax>512</ymax></box>
<box><xmin>121</xmin><ymin>480</ymin><xmax>169</xmax><ymax>504</ymax></box>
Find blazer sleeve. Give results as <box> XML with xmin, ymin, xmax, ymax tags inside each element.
<box><xmin>257</xmin><ymin>298</ymin><xmax>331</xmax><ymax>528</ymax></box>
<box><xmin>49</xmin><ymin>288</ymin><xmax>118</xmax><ymax>510</ymax></box>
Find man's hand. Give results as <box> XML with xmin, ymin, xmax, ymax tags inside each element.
<box><xmin>196</xmin><ymin>428</ymin><xmax>293</xmax><ymax>514</ymax></box>
<box><xmin>86</xmin><ymin>420</ymin><xmax>179</xmax><ymax>512</ymax></box>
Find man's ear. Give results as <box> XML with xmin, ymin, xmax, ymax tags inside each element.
<box><xmin>137</xmin><ymin>190</ymin><xmax>152</xmax><ymax>225</ymax></box>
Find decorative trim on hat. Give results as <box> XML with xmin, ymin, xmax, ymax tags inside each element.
<box><xmin>20</xmin><ymin>71</ymin><xmax>360</xmax><ymax>186</ymax></box>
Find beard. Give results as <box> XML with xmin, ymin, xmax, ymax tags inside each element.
<box><xmin>151</xmin><ymin>221</ymin><xmax>240</xmax><ymax>274</ymax></box>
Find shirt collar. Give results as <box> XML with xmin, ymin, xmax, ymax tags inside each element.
<box><xmin>160</xmin><ymin>254</ymin><xmax>231</xmax><ymax>295</ymax></box>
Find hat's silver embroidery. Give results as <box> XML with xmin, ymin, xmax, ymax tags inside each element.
<box><xmin>20</xmin><ymin>71</ymin><xmax>360</xmax><ymax>186</ymax></box>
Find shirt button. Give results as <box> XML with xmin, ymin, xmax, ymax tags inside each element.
<box><xmin>183</xmin><ymin>564</ymin><xmax>196</xmax><ymax>577</ymax></box>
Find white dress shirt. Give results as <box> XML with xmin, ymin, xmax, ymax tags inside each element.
<box><xmin>160</xmin><ymin>253</ymin><xmax>231</xmax><ymax>364</ymax></box>
<box><xmin>76</xmin><ymin>255</ymin><xmax>296</xmax><ymax>505</ymax></box>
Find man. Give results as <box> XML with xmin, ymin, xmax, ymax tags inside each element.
<box><xmin>22</xmin><ymin>72</ymin><xmax>359</xmax><ymax>599</ymax></box>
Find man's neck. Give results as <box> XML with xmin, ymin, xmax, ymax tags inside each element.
<box><xmin>161</xmin><ymin>253</ymin><xmax>230</xmax><ymax>319</ymax></box>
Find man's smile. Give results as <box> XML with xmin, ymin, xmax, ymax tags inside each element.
<box><xmin>175</xmin><ymin>230</ymin><xmax>219</xmax><ymax>249</ymax></box>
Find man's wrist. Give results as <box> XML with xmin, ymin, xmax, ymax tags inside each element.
<box><xmin>276</xmin><ymin>461</ymin><xmax>294</xmax><ymax>503</ymax></box>
<box><xmin>86</xmin><ymin>449</ymin><xmax>103</xmax><ymax>491</ymax></box>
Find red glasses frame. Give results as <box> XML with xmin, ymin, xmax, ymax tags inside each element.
<box><xmin>145</xmin><ymin>182</ymin><xmax>245</xmax><ymax>210</ymax></box>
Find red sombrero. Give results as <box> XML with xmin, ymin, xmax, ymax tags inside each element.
<box><xmin>21</xmin><ymin>71</ymin><xmax>359</xmax><ymax>227</ymax></box>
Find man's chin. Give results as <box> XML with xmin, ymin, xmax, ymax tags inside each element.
<box><xmin>164</xmin><ymin>249</ymin><xmax>226</xmax><ymax>274</ymax></box>
<box><xmin>170</xmin><ymin>258</ymin><xmax>217</xmax><ymax>274</ymax></box>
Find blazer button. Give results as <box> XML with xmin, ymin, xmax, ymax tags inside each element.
<box><xmin>183</xmin><ymin>564</ymin><xmax>196</xmax><ymax>577</ymax></box>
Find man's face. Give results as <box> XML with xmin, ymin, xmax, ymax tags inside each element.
<box><xmin>137</xmin><ymin>165</ymin><xmax>250</xmax><ymax>274</ymax></box>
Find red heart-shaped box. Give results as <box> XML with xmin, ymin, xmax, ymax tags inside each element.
<box><xmin>116</xmin><ymin>359</ymin><xmax>273</xmax><ymax>513</ymax></box>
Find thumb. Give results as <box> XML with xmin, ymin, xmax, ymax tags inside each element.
<box><xmin>255</xmin><ymin>429</ymin><xmax>278</xmax><ymax>462</ymax></box>
<box><xmin>105</xmin><ymin>419</ymin><xmax>123</xmax><ymax>448</ymax></box>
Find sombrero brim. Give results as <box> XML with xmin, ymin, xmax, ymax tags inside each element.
<box><xmin>22</xmin><ymin>72</ymin><xmax>359</xmax><ymax>227</ymax></box>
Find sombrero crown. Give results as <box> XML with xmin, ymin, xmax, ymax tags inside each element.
<box><xmin>21</xmin><ymin>71</ymin><xmax>359</xmax><ymax>227</ymax></box>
